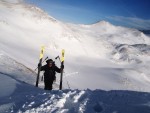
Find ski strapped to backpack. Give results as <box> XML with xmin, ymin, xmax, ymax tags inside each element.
<box><xmin>59</xmin><ymin>49</ymin><xmax>65</xmax><ymax>90</ymax></box>
<box><xmin>36</xmin><ymin>46</ymin><xmax>45</xmax><ymax>87</ymax></box>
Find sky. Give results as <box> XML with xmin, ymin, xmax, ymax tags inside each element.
<box><xmin>25</xmin><ymin>0</ymin><xmax>150</xmax><ymax>30</ymax></box>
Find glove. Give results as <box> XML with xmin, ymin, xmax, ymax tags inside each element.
<box><xmin>38</xmin><ymin>63</ymin><xmax>42</xmax><ymax>67</ymax></box>
<box><xmin>61</xmin><ymin>64</ymin><xmax>64</xmax><ymax>69</ymax></box>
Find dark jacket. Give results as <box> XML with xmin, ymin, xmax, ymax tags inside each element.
<box><xmin>41</xmin><ymin>64</ymin><xmax>61</xmax><ymax>81</ymax></box>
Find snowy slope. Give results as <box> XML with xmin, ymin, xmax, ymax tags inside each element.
<box><xmin>1</xmin><ymin>0</ymin><xmax>150</xmax><ymax>90</ymax></box>
<box><xmin>0</xmin><ymin>57</ymin><xmax>150</xmax><ymax>113</ymax></box>
<box><xmin>0</xmin><ymin>52</ymin><xmax>36</xmax><ymax>97</ymax></box>
<box><xmin>1</xmin><ymin>0</ymin><xmax>150</xmax><ymax>113</ymax></box>
<box><xmin>0</xmin><ymin>75</ymin><xmax>150</xmax><ymax>113</ymax></box>
<box><xmin>20</xmin><ymin>90</ymin><xmax>150</xmax><ymax>113</ymax></box>
<box><xmin>0</xmin><ymin>53</ymin><xmax>36</xmax><ymax>85</ymax></box>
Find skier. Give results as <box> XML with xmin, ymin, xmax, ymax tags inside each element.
<box><xmin>38</xmin><ymin>59</ymin><xmax>64</xmax><ymax>90</ymax></box>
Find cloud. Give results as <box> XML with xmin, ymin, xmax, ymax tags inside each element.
<box><xmin>107</xmin><ymin>16</ymin><xmax>150</xmax><ymax>30</ymax></box>
<box><xmin>1</xmin><ymin>0</ymin><xmax>23</xmax><ymax>3</ymax></box>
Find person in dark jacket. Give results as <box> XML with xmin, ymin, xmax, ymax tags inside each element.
<box><xmin>39</xmin><ymin>59</ymin><xmax>64</xmax><ymax>90</ymax></box>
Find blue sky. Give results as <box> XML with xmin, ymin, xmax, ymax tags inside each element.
<box><xmin>25</xmin><ymin>0</ymin><xmax>150</xmax><ymax>30</ymax></box>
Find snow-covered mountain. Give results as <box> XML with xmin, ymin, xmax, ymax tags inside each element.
<box><xmin>0</xmin><ymin>0</ymin><xmax>150</xmax><ymax>112</ymax></box>
<box><xmin>1</xmin><ymin>0</ymin><xmax>150</xmax><ymax>90</ymax></box>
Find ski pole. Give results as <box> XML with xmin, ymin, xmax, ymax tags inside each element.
<box><xmin>42</xmin><ymin>56</ymin><xmax>48</xmax><ymax>63</ymax></box>
<box><xmin>35</xmin><ymin>56</ymin><xmax>48</xmax><ymax>71</ymax></box>
<box><xmin>55</xmin><ymin>55</ymin><xmax>61</xmax><ymax>63</ymax></box>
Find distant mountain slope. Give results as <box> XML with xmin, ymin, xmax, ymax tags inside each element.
<box><xmin>140</xmin><ymin>30</ymin><xmax>150</xmax><ymax>35</ymax></box>
<box><xmin>0</xmin><ymin>53</ymin><xmax>36</xmax><ymax>85</ymax></box>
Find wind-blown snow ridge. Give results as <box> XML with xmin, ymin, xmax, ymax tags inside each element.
<box><xmin>112</xmin><ymin>44</ymin><xmax>150</xmax><ymax>63</ymax></box>
<box><xmin>21</xmin><ymin>89</ymin><xmax>150</xmax><ymax>113</ymax></box>
<box><xmin>1</xmin><ymin>87</ymin><xmax>150</xmax><ymax>113</ymax></box>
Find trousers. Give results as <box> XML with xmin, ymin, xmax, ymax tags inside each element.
<box><xmin>44</xmin><ymin>79</ymin><xmax>53</xmax><ymax>90</ymax></box>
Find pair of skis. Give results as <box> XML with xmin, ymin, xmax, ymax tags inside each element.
<box><xmin>35</xmin><ymin>46</ymin><xmax>65</xmax><ymax>90</ymax></box>
<box><xmin>35</xmin><ymin>46</ymin><xmax>45</xmax><ymax>87</ymax></box>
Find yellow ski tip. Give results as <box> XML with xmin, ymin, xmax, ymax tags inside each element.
<box><xmin>39</xmin><ymin>46</ymin><xmax>45</xmax><ymax>59</ymax></box>
<box><xmin>61</xmin><ymin>49</ymin><xmax>65</xmax><ymax>62</ymax></box>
